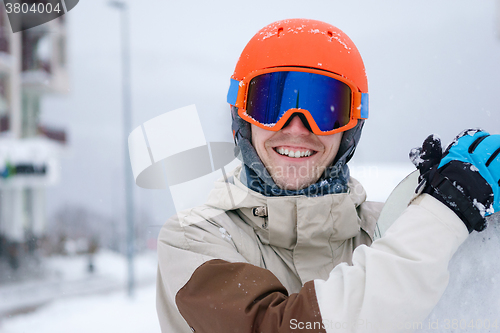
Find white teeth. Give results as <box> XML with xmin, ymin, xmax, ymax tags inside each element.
<box><xmin>276</xmin><ymin>148</ymin><xmax>312</xmax><ymax>158</ymax></box>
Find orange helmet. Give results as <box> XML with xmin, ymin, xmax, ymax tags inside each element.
<box><xmin>231</xmin><ymin>18</ymin><xmax>368</xmax><ymax>94</ymax></box>
<box><xmin>227</xmin><ymin>19</ymin><xmax>368</xmax><ymax>137</ymax></box>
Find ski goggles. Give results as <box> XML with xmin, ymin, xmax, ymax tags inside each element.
<box><xmin>227</xmin><ymin>67</ymin><xmax>369</xmax><ymax>135</ymax></box>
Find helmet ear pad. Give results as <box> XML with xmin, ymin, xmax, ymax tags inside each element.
<box><xmin>334</xmin><ymin>119</ymin><xmax>364</xmax><ymax>166</ymax></box>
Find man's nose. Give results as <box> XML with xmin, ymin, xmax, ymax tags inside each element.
<box><xmin>281</xmin><ymin>113</ymin><xmax>312</xmax><ymax>135</ymax></box>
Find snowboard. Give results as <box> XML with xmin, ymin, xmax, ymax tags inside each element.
<box><xmin>375</xmin><ymin>171</ymin><xmax>500</xmax><ymax>332</ymax></box>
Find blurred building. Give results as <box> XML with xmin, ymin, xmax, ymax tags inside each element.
<box><xmin>0</xmin><ymin>7</ymin><xmax>68</xmax><ymax>270</ymax></box>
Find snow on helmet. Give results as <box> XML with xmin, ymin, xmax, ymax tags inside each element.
<box><xmin>231</xmin><ymin>18</ymin><xmax>368</xmax><ymax>94</ymax></box>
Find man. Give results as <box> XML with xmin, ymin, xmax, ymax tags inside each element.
<box><xmin>156</xmin><ymin>19</ymin><xmax>500</xmax><ymax>332</ymax></box>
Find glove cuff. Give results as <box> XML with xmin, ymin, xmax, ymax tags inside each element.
<box><xmin>423</xmin><ymin>167</ymin><xmax>486</xmax><ymax>233</ymax></box>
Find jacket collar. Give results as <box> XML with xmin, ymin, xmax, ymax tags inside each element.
<box><xmin>205</xmin><ymin>165</ymin><xmax>367</xmax><ymax>251</ymax></box>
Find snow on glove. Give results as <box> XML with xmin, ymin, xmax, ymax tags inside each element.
<box><xmin>410</xmin><ymin>129</ymin><xmax>500</xmax><ymax>233</ymax></box>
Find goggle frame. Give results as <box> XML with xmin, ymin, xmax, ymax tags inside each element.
<box><xmin>228</xmin><ymin>67</ymin><xmax>368</xmax><ymax>136</ymax></box>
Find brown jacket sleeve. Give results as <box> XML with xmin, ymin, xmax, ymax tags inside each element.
<box><xmin>176</xmin><ymin>259</ymin><xmax>326</xmax><ymax>333</ymax></box>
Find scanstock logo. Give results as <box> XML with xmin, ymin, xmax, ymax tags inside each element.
<box><xmin>3</xmin><ymin>0</ymin><xmax>79</xmax><ymax>33</ymax></box>
<box><xmin>128</xmin><ymin>105</ymin><xmax>240</xmax><ymax>218</ymax></box>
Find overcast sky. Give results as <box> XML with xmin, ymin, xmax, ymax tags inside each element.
<box><xmin>40</xmin><ymin>0</ymin><xmax>500</xmax><ymax>229</ymax></box>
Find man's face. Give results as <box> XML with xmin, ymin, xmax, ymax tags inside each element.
<box><xmin>251</xmin><ymin>115</ymin><xmax>343</xmax><ymax>191</ymax></box>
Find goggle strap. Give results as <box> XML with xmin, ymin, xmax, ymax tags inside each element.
<box><xmin>227</xmin><ymin>78</ymin><xmax>240</xmax><ymax>105</ymax></box>
<box><xmin>360</xmin><ymin>93</ymin><xmax>369</xmax><ymax>119</ymax></box>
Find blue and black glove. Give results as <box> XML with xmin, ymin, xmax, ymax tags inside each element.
<box><xmin>410</xmin><ymin>129</ymin><xmax>500</xmax><ymax>233</ymax></box>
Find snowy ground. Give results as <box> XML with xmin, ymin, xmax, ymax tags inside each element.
<box><xmin>0</xmin><ymin>284</ymin><xmax>160</xmax><ymax>333</ymax></box>
<box><xmin>0</xmin><ymin>250</ymin><xmax>160</xmax><ymax>333</ymax></box>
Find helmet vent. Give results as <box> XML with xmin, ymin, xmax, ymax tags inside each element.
<box><xmin>327</xmin><ymin>31</ymin><xmax>333</xmax><ymax>37</ymax></box>
<box><xmin>277</xmin><ymin>27</ymin><xmax>283</xmax><ymax>37</ymax></box>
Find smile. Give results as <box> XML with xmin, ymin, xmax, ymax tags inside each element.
<box><xmin>274</xmin><ymin>147</ymin><xmax>315</xmax><ymax>158</ymax></box>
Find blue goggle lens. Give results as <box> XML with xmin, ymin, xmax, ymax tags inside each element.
<box><xmin>245</xmin><ymin>71</ymin><xmax>352</xmax><ymax>132</ymax></box>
